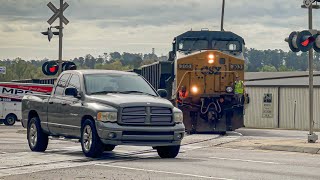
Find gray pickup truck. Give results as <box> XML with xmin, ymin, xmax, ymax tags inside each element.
<box><xmin>21</xmin><ymin>70</ymin><xmax>185</xmax><ymax>158</ymax></box>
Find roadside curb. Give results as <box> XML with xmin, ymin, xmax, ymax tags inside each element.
<box><xmin>260</xmin><ymin>145</ymin><xmax>320</xmax><ymax>154</ymax></box>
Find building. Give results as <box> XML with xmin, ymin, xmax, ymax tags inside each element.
<box><xmin>244</xmin><ymin>72</ymin><xmax>320</xmax><ymax>131</ymax></box>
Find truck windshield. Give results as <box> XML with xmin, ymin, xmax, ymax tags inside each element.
<box><xmin>84</xmin><ymin>74</ymin><xmax>157</xmax><ymax>96</ymax></box>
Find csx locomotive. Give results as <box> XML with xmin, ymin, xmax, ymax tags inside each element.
<box><xmin>134</xmin><ymin>29</ymin><xmax>248</xmax><ymax>134</ymax></box>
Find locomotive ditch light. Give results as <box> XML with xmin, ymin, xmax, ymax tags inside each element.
<box><xmin>191</xmin><ymin>86</ymin><xmax>199</xmax><ymax>94</ymax></box>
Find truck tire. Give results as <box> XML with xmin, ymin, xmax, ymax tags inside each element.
<box><xmin>27</xmin><ymin>117</ymin><xmax>48</xmax><ymax>152</ymax></box>
<box><xmin>104</xmin><ymin>145</ymin><xmax>115</xmax><ymax>151</ymax></box>
<box><xmin>81</xmin><ymin>119</ymin><xmax>104</xmax><ymax>158</ymax></box>
<box><xmin>4</xmin><ymin>114</ymin><xmax>17</xmax><ymax>126</ymax></box>
<box><xmin>156</xmin><ymin>145</ymin><xmax>180</xmax><ymax>158</ymax></box>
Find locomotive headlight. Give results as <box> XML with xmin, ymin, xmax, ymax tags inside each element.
<box><xmin>208</xmin><ymin>54</ymin><xmax>215</xmax><ymax>64</ymax></box>
<box><xmin>226</xmin><ymin>86</ymin><xmax>233</xmax><ymax>93</ymax></box>
<box><xmin>191</xmin><ymin>86</ymin><xmax>199</xmax><ymax>94</ymax></box>
<box><xmin>174</xmin><ymin>112</ymin><xmax>183</xmax><ymax>123</ymax></box>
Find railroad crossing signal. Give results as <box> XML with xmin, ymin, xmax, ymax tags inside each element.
<box><xmin>285</xmin><ymin>30</ymin><xmax>320</xmax><ymax>52</ymax></box>
<box><xmin>42</xmin><ymin>0</ymin><xmax>70</xmax><ymax>76</ymax></box>
<box><xmin>42</xmin><ymin>61</ymin><xmax>77</xmax><ymax>76</ymax></box>
<box><xmin>41</xmin><ymin>27</ymin><xmax>59</xmax><ymax>42</ymax></box>
<box><xmin>47</xmin><ymin>2</ymin><xmax>69</xmax><ymax>25</ymax></box>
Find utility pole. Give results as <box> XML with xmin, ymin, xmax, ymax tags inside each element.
<box><xmin>220</xmin><ymin>0</ymin><xmax>225</xmax><ymax>31</ymax></box>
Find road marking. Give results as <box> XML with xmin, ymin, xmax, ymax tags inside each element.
<box><xmin>95</xmin><ymin>164</ymin><xmax>234</xmax><ymax>180</ymax></box>
<box><xmin>209</xmin><ymin>157</ymin><xmax>281</xmax><ymax>164</ymax></box>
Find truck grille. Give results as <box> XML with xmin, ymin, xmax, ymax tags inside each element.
<box><xmin>121</xmin><ymin>106</ymin><xmax>173</xmax><ymax>125</ymax></box>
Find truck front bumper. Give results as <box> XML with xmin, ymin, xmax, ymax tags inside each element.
<box><xmin>95</xmin><ymin>122</ymin><xmax>185</xmax><ymax>147</ymax></box>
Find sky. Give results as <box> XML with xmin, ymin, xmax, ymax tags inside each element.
<box><xmin>0</xmin><ymin>0</ymin><xmax>318</xmax><ymax>60</ymax></box>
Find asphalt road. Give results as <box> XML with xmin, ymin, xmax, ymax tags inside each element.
<box><xmin>1</xmin><ymin>123</ymin><xmax>320</xmax><ymax>180</ymax></box>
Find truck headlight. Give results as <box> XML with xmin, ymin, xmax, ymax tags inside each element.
<box><xmin>174</xmin><ymin>112</ymin><xmax>183</xmax><ymax>123</ymax></box>
<box><xmin>97</xmin><ymin>112</ymin><xmax>117</xmax><ymax>122</ymax></box>
<box><xmin>226</xmin><ymin>86</ymin><xmax>233</xmax><ymax>93</ymax></box>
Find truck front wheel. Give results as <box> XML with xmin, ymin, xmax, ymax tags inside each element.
<box><xmin>27</xmin><ymin>117</ymin><xmax>48</xmax><ymax>152</ymax></box>
<box><xmin>156</xmin><ymin>145</ymin><xmax>180</xmax><ymax>158</ymax></box>
<box><xmin>81</xmin><ymin>119</ymin><xmax>104</xmax><ymax>158</ymax></box>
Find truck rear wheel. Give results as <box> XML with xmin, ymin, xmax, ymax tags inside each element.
<box><xmin>4</xmin><ymin>114</ymin><xmax>17</xmax><ymax>126</ymax></box>
<box><xmin>81</xmin><ymin>119</ymin><xmax>104</xmax><ymax>158</ymax></box>
<box><xmin>27</xmin><ymin>117</ymin><xmax>48</xmax><ymax>152</ymax></box>
<box><xmin>156</xmin><ymin>145</ymin><xmax>180</xmax><ymax>158</ymax></box>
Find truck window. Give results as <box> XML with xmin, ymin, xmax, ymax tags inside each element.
<box><xmin>54</xmin><ymin>73</ymin><xmax>70</xmax><ymax>96</ymax></box>
<box><xmin>67</xmin><ymin>75</ymin><xmax>81</xmax><ymax>90</ymax></box>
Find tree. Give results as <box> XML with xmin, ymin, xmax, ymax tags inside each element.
<box><xmin>259</xmin><ymin>65</ymin><xmax>277</xmax><ymax>72</ymax></box>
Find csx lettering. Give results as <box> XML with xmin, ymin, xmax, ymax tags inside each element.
<box><xmin>200</xmin><ymin>66</ymin><xmax>221</xmax><ymax>75</ymax></box>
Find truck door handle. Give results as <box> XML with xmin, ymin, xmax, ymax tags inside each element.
<box><xmin>49</xmin><ymin>101</ymin><xmax>53</xmax><ymax>104</ymax></box>
<box><xmin>62</xmin><ymin>102</ymin><xmax>67</xmax><ymax>106</ymax></box>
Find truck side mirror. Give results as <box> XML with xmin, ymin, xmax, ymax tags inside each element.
<box><xmin>65</xmin><ymin>87</ymin><xmax>79</xmax><ymax>98</ymax></box>
<box><xmin>157</xmin><ymin>89</ymin><xmax>168</xmax><ymax>98</ymax></box>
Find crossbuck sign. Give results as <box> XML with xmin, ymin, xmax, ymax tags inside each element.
<box><xmin>47</xmin><ymin>1</ymin><xmax>69</xmax><ymax>25</ymax></box>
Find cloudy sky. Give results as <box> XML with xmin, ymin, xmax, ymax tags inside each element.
<box><xmin>0</xmin><ymin>0</ymin><xmax>317</xmax><ymax>60</ymax></box>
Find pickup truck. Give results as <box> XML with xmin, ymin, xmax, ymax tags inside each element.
<box><xmin>21</xmin><ymin>70</ymin><xmax>185</xmax><ymax>158</ymax></box>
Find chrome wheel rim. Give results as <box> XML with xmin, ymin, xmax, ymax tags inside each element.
<box><xmin>7</xmin><ymin>117</ymin><xmax>15</xmax><ymax>125</ymax></box>
<box><xmin>29</xmin><ymin>123</ymin><xmax>37</xmax><ymax>147</ymax></box>
<box><xmin>83</xmin><ymin>125</ymin><xmax>92</xmax><ymax>152</ymax></box>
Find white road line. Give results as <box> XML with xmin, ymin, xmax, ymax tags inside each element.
<box><xmin>209</xmin><ymin>157</ymin><xmax>281</xmax><ymax>164</ymax></box>
<box><xmin>95</xmin><ymin>164</ymin><xmax>234</xmax><ymax>180</ymax></box>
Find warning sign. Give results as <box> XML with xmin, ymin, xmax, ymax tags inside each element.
<box><xmin>262</xmin><ymin>93</ymin><xmax>274</xmax><ymax>118</ymax></box>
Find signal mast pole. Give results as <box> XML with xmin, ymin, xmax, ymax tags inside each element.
<box><xmin>221</xmin><ymin>0</ymin><xmax>225</xmax><ymax>31</ymax></box>
<box><xmin>302</xmin><ymin>0</ymin><xmax>319</xmax><ymax>143</ymax></box>
<box><xmin>58</xmin><ymin>0</ymin><xmax>64</xmax><ymax>75</ymax></box>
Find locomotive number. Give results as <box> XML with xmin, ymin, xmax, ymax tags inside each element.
<box><xmin>230</xmin><ymin>64</ymin><xmax>244</xmax><ymax>70</ymax></box>
<box><xmin>178</xmin><ymin>64</ymin><xmax>193</xmax><ymax>70</ymax></box>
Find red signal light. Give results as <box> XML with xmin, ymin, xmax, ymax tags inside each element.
<box><xmin>301</xmin><ymin>39</ymin><xmax>310</xmax><ymax>47</ymax></box>
<box><xmin>49</xmin><ymin>65</ymin><xmax>58</xmax><ymax>73</ymax></box>
<box><xmin>301</xmin><ymin>37</ymin><xmax>315</xmax><ymax>47</ymax></box>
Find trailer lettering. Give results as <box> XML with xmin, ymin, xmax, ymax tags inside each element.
<box><xmin>2</xmin><ymin>88</ymin><xmax>14</xmax><ymax>94</ymax></box>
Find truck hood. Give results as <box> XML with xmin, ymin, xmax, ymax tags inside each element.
<box><xmin>87</xmin><ymin>94</ymin><xmax>174</xmax><ymax>108</ymax></box>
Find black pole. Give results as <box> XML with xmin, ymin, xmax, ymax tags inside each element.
<box><xmin>221</xmin><ymin>0</ymin><xmax>225</xmax><ymax>31</ymax></box>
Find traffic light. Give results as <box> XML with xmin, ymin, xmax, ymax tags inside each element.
<box><xmin>285</xmin><ymin>30</ymin><xmax>318</xmax><ymax>52</ymax></box>
<box><xmin>42</xmin><ymin>61</ymin><xmax>59</xmax><ymax>76</ymax></box>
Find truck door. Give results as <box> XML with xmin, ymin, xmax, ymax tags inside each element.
<box><xmin>62</xmin><ymin>74</ymin><xmax>82</xmax><ymax>137</ymax></box>
<box><xmin>47</xmin><ymin>73</ymin><xmax>71</xmax><ymax>135</ymax></box>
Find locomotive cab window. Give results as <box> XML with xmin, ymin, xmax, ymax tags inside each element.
<box><xmin>178</xmin><ymin>39</ymin><xmax>209</xmax><ymax>51</ymax></box>
<box><xmin>212</xmin><ymin>40</ymin><xmax>241</xmax><ymax>52</ymax></box>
